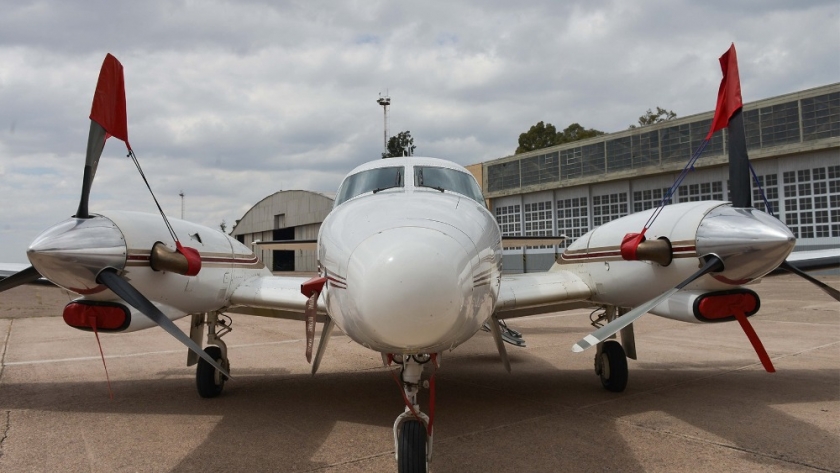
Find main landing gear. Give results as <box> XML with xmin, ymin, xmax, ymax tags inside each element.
<box><xmin>591</xmin><ymin>306</ymin><xmax>634</xmax><ymax>393</ymax></box>
<box><xmin>189</xmin><ymin>311</ymin><xmax>231</xmax><ymax>398</ymax></box>
<box><xmin>387</xmin><ymin>353</ymin><xmax>436</xmax><ymax>473</ymax></box>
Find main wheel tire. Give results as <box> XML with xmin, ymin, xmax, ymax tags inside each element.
<box><xmin>599</xmin><ymin>340</ymin><xmax>628</xmax><ymax>393</ymax></box>
<box><xmin>398</xmin><ymin>420</ymin><xmax>427</xmax><ymax>473</ymax></box>
<box><xmin>196</xmin><ymin>346</ymin><xmax>226</xmax><ymax>398</ymax></box>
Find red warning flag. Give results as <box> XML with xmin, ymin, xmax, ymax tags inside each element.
<box><xmin>706</xmin><ymin>43</ymin><xmax>743</xmax><ymax>140</ymax></box>
<box><xmin>89</xmin><ymin>53</ymin><xmax>131</xmax><ymax>150</ymax></box>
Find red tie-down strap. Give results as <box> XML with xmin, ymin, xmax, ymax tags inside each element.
<box><xmin>301</xmin><ymin>277</ymin><xmax>327</xmax><ymax>363</ymax></box>
<box><xmin>698</xmin><ymin>293</ymin><xmax>774</xmax><ymax>373</ymax></box>
<box><xmin>88</xmin><ymin>315</ymin><xmax>114</xmax><ymax>399</ymax></box>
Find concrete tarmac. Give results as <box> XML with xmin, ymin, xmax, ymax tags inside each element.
<box><xmin>0</xmin><ymin>274</ymin><xmax>837</xmax><ymax>472</ymax></box>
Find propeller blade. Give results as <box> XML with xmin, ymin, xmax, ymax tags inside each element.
<box><xmin>96</xmin><ymin>269</ymin><xmax>231</xmax><ymax>378</ymax></box>
<box><xmin>75</xmin><ymin>121</ymin><xmax>109</xmax><ymax>219</ymax></box>
<box><xmin>0</xmin><ymin>266</ymin><xmax>42</xmax><ymax>293</ymax></box>
<box><xmin>76</xmin><ymin>54</ymin><xmax>131</xmax><ymax>219</ymax></box>
<box><xmin>778</xmin><ymin>261</ymin><xmax>840</xmax><ymax>302</ymax></box>
<box><xmin>573</xmin><ymin>256</ymin><xmax>724</xmax><ymax>352</ymax></box>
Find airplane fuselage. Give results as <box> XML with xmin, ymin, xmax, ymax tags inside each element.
<box><xmin>318</xmin><ymin>158</ymin><xmax>503</xmax><ymax>354</ymax></box>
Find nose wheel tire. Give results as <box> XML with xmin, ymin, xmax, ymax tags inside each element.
<box><xmin>598</xmin><ymin>340</ymin><xmax>628</xmax><ymax>392</ymax></box>
<box><xmin>398</xmin><ymin>420</ymin><xmax>427</xmax><ymax>473</ymax></box>
<box><xmin>196</xmin><ymin>346</ymin><xmax>227</xmax><ymax>398</ymax></box>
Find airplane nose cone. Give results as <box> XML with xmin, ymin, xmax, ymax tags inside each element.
<box><xmin>346</xmin><ymin>227</ymin><xmax>473</xmax><ymax>352</ymax></box>
<box><xmin>27</xmin><ymin>216</ymin><xmax>127</xmax><ymax>293</ymax></box>
<box><xmin>696</xmin><ymin>206</ymin><xmax>796</xmax><ymax>282</ymax></box>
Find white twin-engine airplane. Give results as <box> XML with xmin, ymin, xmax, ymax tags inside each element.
<box><xmin>1</xmin><ymin>52</ymin><xmax>838</xmax><ymax>472</ymax></box>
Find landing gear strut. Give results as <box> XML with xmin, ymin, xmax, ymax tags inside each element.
<box><xmin>390</xmin><ymin>354</ymin><xmax>435</xmax><ymax>473</ymax></box>
<box><xmin>191</xmin><ymin>311</ymin><xmax>231</xmax><ymax>398</ymax></box>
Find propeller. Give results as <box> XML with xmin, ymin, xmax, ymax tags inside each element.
<box><xmin>76</xmin><ymin>53</ymin><xmax>131</xmax><ymax>219</ymax></box>
<box><xmin>97</xmin><ymin>269</ymin><xmax>230</xmax><ymax>378</ymax></box>
<box><xmin>574</xmin><ymin>45</ymin><xmax>835</xmax><ymax>373</ymax></box>
<box><xmin>573</xmin><ymin>256</ymin><xmax>724</xmax><ymax>353</ymax></box>
<box><xmin>0</xmin><ymin>266</ymin><xmax>42</xmax><ymax>293</ymax></box>
<box><xmin>778</xmin><ymin>261</ymin><xmax>840</xmax><ymax>302</ymax></box>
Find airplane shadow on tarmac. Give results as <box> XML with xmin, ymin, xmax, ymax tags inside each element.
<box><xmin>0</xmin><ymin>350</ymin><xmax>838</xmax><ymax>472</ymax></box>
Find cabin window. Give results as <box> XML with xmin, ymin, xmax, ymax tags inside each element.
<box><xmin>414</xmin><ymin>166</ymin><xmax>485</xmax><ymax>204</ymax></box>
<box><xmin>334</xmin><ymin>166</ymin><xmax>404</xmax><ymax>206</ymax></box>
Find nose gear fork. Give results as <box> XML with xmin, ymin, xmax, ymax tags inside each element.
<box><xmin>388</xmin><ymin>354</ymin><xmax>437</xmax><ymax>473</ymax></box>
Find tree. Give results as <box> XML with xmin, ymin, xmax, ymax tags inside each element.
<box><xmin>629</xmin><ymin>107</ymin><xmax>677</xmax><ymax>129</ymax></box>
<box><xmin>558</xmin><ymin>122</ymin><xmax>604</xmax><ymax>143</ymax></box>
<box><xmin>382</xmin><ymin>131</ymin><xmax>416</xmax><ymax>158</ymax></box>
<box><xmin>219</xmin><ymin>220</ymin><xmax>227</xmax><ymax>233</ymax></box>
<box><xmin>516</xmin><ymin>121</ymin><xmax>604</xmax><ymax>154</ymax></box>
<box><xmin>516</xmin><ymin>121</ymin><xmax>559</xmax><ymax>154</ymax></box>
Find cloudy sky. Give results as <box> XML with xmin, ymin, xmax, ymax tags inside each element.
<box><xmin>1</xmin><ymin>0</ymin><xmax>838</xmax><ymax>263</ymax></box>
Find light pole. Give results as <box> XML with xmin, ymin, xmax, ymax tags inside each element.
<box><xmin>179</xmin><ymin>191</ymin><xmax>184</xmax><ymax>219</ymax></box>
<box><xmin>377</xmin><ymin>92</ymin><xmax>390</xmax><ymax>154</ymax></box>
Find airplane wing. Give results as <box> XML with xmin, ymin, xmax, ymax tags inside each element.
<box><xmin>0</xmin><ymin>263</ymin><xmax>53</xmax><ymax>286</ymax></box>
<box><xmin>501</xmin><ymin>236</ymin><xmax>566</xmax><ymax>248</ymax></box>
<box><xmin>783</xmin><ymin>248</ymin><xmax>840</xmax><ymax>272</ymax></box>
<box><xmin>227</xmin><ymin>275</ymin><xmax>327</xmax><ymax>321</ymax></box>
<box><xmin>253</xmin><ymin>240</ymin><xmax>318</xmax><ymax>251</ymax></box>
<box><xmin>494</xmin><ymin>269</ymin><xmax>594</xmax><ymax>319</ymax></box>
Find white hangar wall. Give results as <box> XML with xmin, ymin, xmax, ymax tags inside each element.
<box><xmin>231</xmin><ymin>190</ymin><xmax>335</xmax><ymax>272</ymax></box>
<box><xmin>481</xmin><ymin>84</ymin><xmax>840</xmax><ymax>273</ymax></box>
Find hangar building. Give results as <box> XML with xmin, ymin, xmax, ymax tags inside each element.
<box><xmin>231</xmin><ymin>83</ymin><xmax>838</xmax><ymax>274</ymax></box>
<box><xmin>481</xmin><ymin>83</ymin><xmax>839</xmax><ymax>272</ymax></box>
<box><xmin>230</xmin><ymin>190</ymin><xmax>334</xmax><ymax>272</ymax></box>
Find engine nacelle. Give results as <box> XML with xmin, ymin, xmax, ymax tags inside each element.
<box><xmin>649</xmin><ymin>288</ymin><xmax>760</xmax><ymax>323</ymax></box>
<box><xmin>63</xmin><ymin>299</ymin><xmax>188</xmax><ymax>333</ymax></box>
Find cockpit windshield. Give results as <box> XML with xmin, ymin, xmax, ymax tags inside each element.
<box><xmin>414</xmin><ymin>166</ymin><xmax>485</xmax><ymax>204</ymax></box>
<box><xmin>335</xmin><ymin>166</ymin><xmax>404</xmax><ymax>205</ymax></box>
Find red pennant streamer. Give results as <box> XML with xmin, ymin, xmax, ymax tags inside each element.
<box><xmin>301</xmin><ymin>277</ymin><xmax>327</xmax><ymax>363</ymax></box>
<box><xmin>90</xmin><ymin>53</ymin><xmax>131</xmax><ymax>150</ymax></box>
<box><xmin>305</xmin><ymin>292</ymin><xmax>318</xmax><ymax>362</ymax></box>
<box><xmin>706</xmin><ymin>43</ymin><xmax>743</xmax><ymax>140</ymax></box>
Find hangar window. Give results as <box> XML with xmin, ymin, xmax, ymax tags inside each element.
<box><xmin>524</xmin><ymin>200</ymin><xmax>553</xmax><ymax>248</ymax></box>
<box><xmin>414</xmin><ymin>166</ymin><xmax>485</xmax><ymax>204</ymax></box>
<box><xmin>488</xmin><ymin>161</ymin><xmax>520</xmax><ymax>192</ymax></box>
<box><xmin>782</xmin><ymin>166</ymin><xmax>840</xmax><ymax>238</ymax></box>
<box><xmin>802</xmin><ymin>92</ymin><xmax>840</xmax><ymax>141</ymax></box>
<box><xmin>335</xmin><ymin>166</ymin><xmax>404</xmax><ymax>206</ymax></box>
<box><xmin>751</xmin><ymin>174</ymin><xmax>779</xmax><ymax>215</ymax></box>
<box><xmin>633</xmin><ymin>188</ymin><xmax>673</xmax><ymax>212</ymax></box>
<box><xmin>677</xmin><ymin>181</ymin><xmax>723</xmax><ymax>202</ymax></box>
<box><xmin>556</xmin><ymin>197</ymin><xmax>589</xmax><ymax>248</ymax></box>
<box><xmin>760</xmin><ymin>101</ymin><xmax>800</xmax><ymax>147</ymax></box>
<box><xmin>632</xmin><ymin>131</ymin><xmax>660</xmax><ymax>168</ymax></box>
<box><xmin>691</xmin><ymin>118</ymin><xmax>724</xmax><ymax>155</ymax></box>
<box><xmin>592</xmin><ymin>192</ymin><xmax>627</xmax><ymax>227</ymax></box>
<box><xmin>495</xmin><ymin>205</ymin><xmax>521</xmax><ymax>234</ymax></box>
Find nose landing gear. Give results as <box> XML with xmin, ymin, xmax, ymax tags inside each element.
<box><xmin>388</xmin><ymin>354</ymin><xmax>436</xmax><ymax>473</ymax></box>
